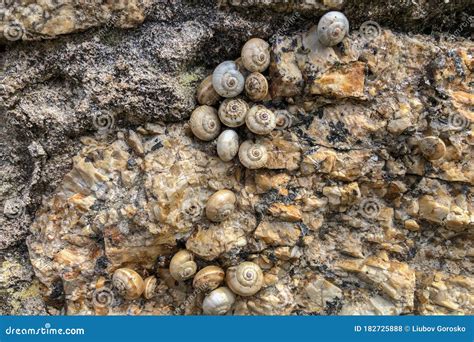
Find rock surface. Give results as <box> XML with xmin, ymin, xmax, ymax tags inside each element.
<box><xmin>0</xmin><ymin>1</ymin><xmax>473</xmax><ymax>315</ymax></box>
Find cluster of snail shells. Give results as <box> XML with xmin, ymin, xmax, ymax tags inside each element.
<box><xmin>191</xmin><ymin>38</ymin><xmax>273</xmax><ymax>169</ymax></box>
<box><xmin>112</xmin><ymin>268</ymin><xmax>158</xmax><ymax>300</ymax></box>
<box><xmin>317</xmin><ymin>11</ymin><xmax>350</xmax><ymax>47</ymax></box>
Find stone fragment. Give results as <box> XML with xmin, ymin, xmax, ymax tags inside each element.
<box><xmin>254</xmin><ymin>221</ymin><xmax>301</xmax><ymax>247</ymax></box>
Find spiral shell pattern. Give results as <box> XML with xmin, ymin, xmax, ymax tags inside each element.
<box><xmin>205</xmin><ymin>189</ymin><xmax>237</xmax><ymax>222</ymax></box>
<box><xmin>143</xmin><ymin>276</ymin><xmax>158</xmax><ymax>299</ymax></box>
<box><xmin>226</xmin><ymin>261</ymin><xmax>264</xmax><ymax>296</ymax></box>
<box><xmin>169</xmin><ymin>250</ymin><xmax>197</xmax><ymax>281</ymax></box>
<box><xmin>218</xmin><ymin>98</ymin><xmax>249</xmax><ymax>127</ymax></box>
<box><xmin>202</xmin><ymin>287</ymin><xmax>235</xmax><ymax>315</ymax></box>
<box><xmin>241</xmin><ymin>38</ymin><xmax>271</xmax><ymax>73</ymax></box>
<box><xmin>245</xmin><ymin>72</ymin><xmax>268</xmax><ymax>101</ymax></box>
<box><xmin>112</xmin><ymin>268</ymin><xmax>145</xmax><ymax>300</ymax></box>
<box><xmin>212</xmin><ymin>61</ymin><xmax>245</xmax><ymax>98</ymax></box>
<box><xmin>246</xmin><ymin>105</ymin><xmax>276</xmax><ymax>135</ymax></box>
<box><xmin>238</xmin><ymin>140</ymin><xmax>268</xmax><ymax>169</ymax></box>
<box><xmin>317</xmin><ymin>11</ymin><xmax>350</xmax><ymax>47</ymax></box>
<box><xmin>193</xmin><ymin>266</ymin><xmax>225</xmax><ymax>291</ymax></box>
<box><xmin>189</xmin><ymin>105</ymin><xmax>221</xmax><ymax>141</ymax></box>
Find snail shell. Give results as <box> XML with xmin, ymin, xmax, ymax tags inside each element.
<box><xmin>193</xmin><ymin>265</ymin><xmax>225</xmax><ymax>291</ymax></box>
<box><xmin>317</xmin><ymin>11</ymin><xmax>350</xmax><ymax>47</ymax></box>
<box><xmin>202</xmin><ymin>287</ymin><xmax>235</xmax><ymax>315</ymax></box>
<box><xmin>205</xmin><ymin>189</ymin><xmax>237</xmax><ymax>222</ymax></box>
<box><xmin>196</xmin><ymin>75</ymin><xmax>221</xmax><ymax>106</ymax></box>
<box><xmin>112</xmin><ymin>268</ymin><xmax>145</xmax><ymax>300</ymax></box>
<box><xmin>169</xmin><ymin>250</ymin><xmax>198</xmax><ymax>281</ymax></box>
<box><xmin>245</xmin><ymin>72</ymin><xmax>268</xmax><ymax>101</ymax></box>
<box><xmin>238</xmin><ymin>140</ymin><xmax>268</xmax><ymax>169</ymax></box>
<box><xmin>246</xmin><ymin>105</ymin><xmax>276</xmax><ymax>135</ymax></box>
<box><xmin>241</xmin><ymin>38</ymin><xmax>270</xmax><ymax>73</ymax></box>
<box><xmin>218</xmin><ymin>98</ymin><xmax>249</xmax><ymax>127</ymax></box>
<box><xmin>217</xmin><ymin>130</ymin><xmax>239</xmax><ymax>162</ymax></box>
<box><xmin>143</xmin><ymin>276</ymin><xmax>158</xmax><ymax>299</ymax></box>
<box><xmin>419</xmin><ymin>136</ymin><xmax>446</xmax><ymax>160</ymax></box>
<box><xmin>212</xmin><ymin>61</ymin><xmax>245</xmax><ymax>98</ymax></box>
<box><xmin>226</xmin><ymin>261</ymin><xmax>264</xmax><ymax>297</ymax></box>
<box><xmin>189</xmin><ymin>105</ymin><xmax>221</xmax><ymax>141</ymax></box>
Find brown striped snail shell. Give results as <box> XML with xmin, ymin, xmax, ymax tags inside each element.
<box><xmin>217</xmin><ymin>130</ymin><xmax>239</xmax><ymax>162</ymax></box>
<box><xmin>202</xmin><ymin>287</ymin><xmax>235</xmax><ymax>315</ymax></box>
<box><xmin>419</xmin><ymin>136</ymin><xmax>446</xmax><ymax>160</ymax></box>
<box><xmin>143</xmin><ymin>276</ymin><xmax>158</xmax><ymax>299</ymax></box>
<box><xmin>193</xmin><ymin>265</ymin><xmax>225</xmax><ymax>291</ymax></box>
<box><xmin>205</xmin><ymin>189</ymin><xmax>237</xmax><ymax>222</ymax></box>
<box><xmin>212</xmin><ymin>61</ymin><xmax>245</xmax><ymax>98</ymax></box>
<box><xmin>112</xmin><ymin>268</ymin><xmax>145</xmax><ymax>300</ymax></box>
<box><xmin>238</xmin><ymin>140</ymin><xmax>268</xmax><ymax>169</ymax></box>
<box><xmin>246</xmin><ymin>105</ymin><xmax>276</xmax><ymax>135</ymax></box>
<box><xmin>196</xmin><ymin>75</ymin><xmax>221</xmax><ymax>106</ymax></box>
<box><xmin>241</xmin><ymin>38</ymin><xmax>270</xmax><ymax>73</ymax></box>
<box><xmin>218</xmin><ymin>98</ymin><xmax>249</xmax><ymax>127</ymax></box>
<box><xmin>226</xmin><ymin>261</ymin><xmax>264</xmax><ymax>297</ymax></box>
<box><xmin>169</xmin><ymin>250</ymin><xmax>198</xmax><ymax>281</ymax></box>
<box><xmin>245</xmin><ymin>72</ymin><xmax>268</xmax><ymax>101</ymax></box>
<box><xmin>317</xmin><ymin>11</ymin><xmax>349</xmax><ymax>47</ymax></box>
<box><xmin>189</xmin><ymin>105</ymin><xmax>221</xmax><ymax>141</ymax></box>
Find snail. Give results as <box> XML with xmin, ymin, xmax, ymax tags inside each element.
<box><xmin>217</xmin><ymin>130</ymin><xmax>239</xmax><ymax>162</ymax></box>
<box><xmin>226</xmin><ymin>261</ymin><xmax>264</xmax><ymax>297</ymax></box>
<box><xmin>196</xmin><ymin>75</ymin><xmax>221</xmax><ymax>106</ymax></box>
<box><xmin>202</xmin><ymin>287</ymin><xmax>236</xmax><ymax>315</ymax></box>
<box><xmin>143</xmin><ymin>276</ymin><xmax>158</xmax><ymax>299</ymax></box>
<box><xmin>205</xmin><ymin>189</ymin><xmax>237</xmax><ymax>222</ymax></box>
<box><xmin>317</xmin><ymin>11</ymin><xmax>350</xmax><ymax>47</ymax></box>
<box><xmin>245</xmin><ymin>72</ymin><xmax>268</xmax><ymax>101</ymax></box>
<box><xmin>189</xmin><ymin>105</ymin><xmax>221</xmax><ymax>141</ymax></box>
<box><xmin>218</xmin><ymin>98</ymin><xmax>249</xmax><ymax>127</ymax></box>
<box><xmin>274</xmin><ymin>109</ymin><xmax>293</xmax><ymax>130</ymax></box>
<box><xmin>238</xmin><ymin>140</ymin><xmax>268</xmax><ymax>169</ymax></box>
<box><xmin>241</xmin><ymin>38</ymin><xmax>270</xmax><ymax>73</ymax></box>
<box><xmin>246</xmin><ymin>105</ymin><xmax>276</xmax><ymax>135</ymax></box>
<box><xmin>212</xmin><ymin>61</ymin><xmax>245</xmax><ymax>98</ymax></box>
<box><xmin>169</xmin><ymin>250</ymin><xmax>197</xmax><ymax>281</ymax></box>
<box><xmin>112</xmin><ymin>268</ymin><xmax>145</xmax><ymax>300</ymax></box>
<box><xmin>419</xmin><ymin>136</ymin><xmax>446</xmax><ymax>160</ymax></box>
<box><xmin>193</xmin><ymin>265</ymin><xmax>225</xmax><ymax>291</ymax></box>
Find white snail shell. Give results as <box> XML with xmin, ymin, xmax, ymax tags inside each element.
<box><xmin>112</xmin><ymin>268</ymin><xmax>145</xmax><ymax>300</ymax></box>
<box><xmin>226</xmin><ymin>261</ymin><xmax>264</xmax><ymax>297</ymax></box>
<box><xmin>246</xmin><ymin>105</ymin><xmax>276</xmax><ymax>135</ymax></box>
<box><xmin>143</xmin><ymin>276</ymin><xmax>158</xmax><ymax>299</ymax></box>
<box><xmin>202</xmin><ymin>287</ymin><xmax>235</xmax><ymax>315</ymax></box>
<box><xmin>212</xmin><ymin>61</ymin><xmax>245</xmax><ymax>98</ymax></box>
<box><xmin>193</xmin><ymin>265</ymin><xmax>225</xmax><ymax>291</ymax></box>
<box><xmin>245</xmin><ymin>72</ymin><xmax>268</xmax><ymax>101</ymax></box>
<box><xmin>196</xmin><ymin>75</ymin><xmax>221</xmax><ymax>106</ymax></box>
<box><xmin>241</xmin><ymin>38</ymin><xmax>270</xmax><ymax>73</ymax></box>
<box><xmin>189</xmin><ymin>105</ymin><xmax>221</xmax><ymax>141</ymax></box>
<box><xmin>218</xmin><ymin>98</ymin><xmax>249</xmax><ymax>127</ymax></box>
<box><xmin>217</xmin><ymin>130</ymin><xmax>239</xmax><ymax>162</ymax></box>
<box><xmin>205</xmin><ymin>189</ymin><xmax>237</xmax><ymax>222</ymax></box>
<box><xmin>238</xmin><ymin>140</ymin><xmax>268</xmax><ymax>169</ymax></box>
<box><xmin>169</xmin><ymin>250</ymin><xmax>198</xmax><ymax>281</ymax></box>
<box><xmin>317</xmin><ymin>11</ymin><xmax>350</xmax><ymax>47</ymax></box>
<box><xmin>419</xmin><ymin>136</ymin><xmax>446</xmax><ymax>160</ymax></box>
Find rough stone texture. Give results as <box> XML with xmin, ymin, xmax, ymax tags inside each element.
<box><xmin>0</xmin><ymin>1</ymin><xmax>473</xmax><ymax>315</ymax></box>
